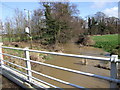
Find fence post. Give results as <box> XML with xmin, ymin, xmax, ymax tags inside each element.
<box><xmin>0</xmin><ymin>43</ymin><xmax>4</xmax><ymax>68</ymax></box>
<box><xmin>24</xmin><ymin>47</ymin><xmax>32</xmax><ymax>82</ymax></box>
<box><xmin>110</xmin><ymin>55</ymin><xmax>118</xmax><ymax>88</ymax></box>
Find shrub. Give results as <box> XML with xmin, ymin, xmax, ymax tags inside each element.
<box><xmin>76</xmin><ymin>34</ymin><xmax>95</xmax><ymax>46</ymax></box>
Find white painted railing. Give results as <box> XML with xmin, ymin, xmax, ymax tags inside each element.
<box><xmin>0</xmin><ymin>45</ymin><xmax>120</xmax><ymax>89</ymax></box>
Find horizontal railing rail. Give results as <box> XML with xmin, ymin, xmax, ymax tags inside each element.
<box><xmin>0</xmin><ymin>62</ymin><xmax>61</xmax><ymax>88</ymax></box>
<box><xmin>1</xmin><ymin>63</ymin><xmax>51</xmax><ymax>89</ymax></box>
<box><xmin>1</xmin><ymin>59</ymin><xmax>85</xmax><ymax>89</ymax></box>
<box><xmin>1</xmin><ymin>53</ymin><xmax>120</xmax><ymax>84</ymax></box>
<box><xmin>2</xmin><ymin>46</ymin><xmax>110</xmax><ymax>61</ymax></box>
<box><xmin>0</xmin><ymin>46</ymin><xmax>120</xmax><ymax>89</ymax></box>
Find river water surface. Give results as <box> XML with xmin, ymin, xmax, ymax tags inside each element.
<box><xmin>33</xmin><ymin>42</ymin><xmax>110</xmax><ymax>88</ymax></box>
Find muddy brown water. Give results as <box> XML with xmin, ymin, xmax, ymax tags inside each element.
<box><xmin>33</xmin><ymin>43</ymin><xmax>110</xmax><ymax>88</ymax></box>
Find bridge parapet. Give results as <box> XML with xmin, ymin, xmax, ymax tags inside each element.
<box><xmin>0</xmin><ymin>46</ymin><xmax>120</xmax><ymax>89</ymax></box>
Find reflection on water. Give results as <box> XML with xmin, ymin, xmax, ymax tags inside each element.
<box><xmin>33</xmin><ymin>43</ymin><xmax>110</xmax><ymax>88</ymax></box>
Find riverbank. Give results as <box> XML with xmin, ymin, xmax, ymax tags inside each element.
<box><xmin>91</xmin><ymin>34</ymin><xmax>119</xmax><ymax>57</ymax></box>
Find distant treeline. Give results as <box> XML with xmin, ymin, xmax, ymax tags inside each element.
<box><xmin>0</xmin><ymin>2</ymin><xmax>119</xmax><ymax>45</ymax></box>
<box><xmin>86</xmin><ymin>12</ymin><xmax>119</xmax><ymax>35</ymax></box>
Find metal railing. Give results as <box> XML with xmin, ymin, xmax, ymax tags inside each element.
<box><xmin>0</xmin><ymin>45</ymin><xmax>120</xmax><ymax>89</ymax></box>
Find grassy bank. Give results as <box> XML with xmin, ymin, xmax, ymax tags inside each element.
<box><xmin>91</xmin><ymin>34</ymin><xmax>119</xmax><ymax>56</ymax></box>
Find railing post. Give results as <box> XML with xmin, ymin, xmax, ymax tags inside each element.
<box><xmin>110</xmin><ymin>55</ymin><xmax>118</xmax><ymax>88</ymax></box>
<box><xmin>24</xmin><ymin>47</ymin><xmax>32</xmax><ymax>82</ymax></box>
<box><xmin>0</xmin><ymin>43</ymin><xmax>4</xmax><ymax>68</ymax></box>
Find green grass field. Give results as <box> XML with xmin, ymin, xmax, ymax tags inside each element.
<box><xmin>91</xmin><ymin>34</ymin><xmax>119</xmax><ymax>54</ymax></box>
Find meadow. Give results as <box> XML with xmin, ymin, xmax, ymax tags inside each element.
<box><xmin>91</xmin><ymin>34</ymin><xmax>119</xmax><ymax>56</ymax></box>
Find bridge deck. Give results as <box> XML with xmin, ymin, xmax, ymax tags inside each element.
<box><xmin>0</xmin><ymin>66</ymin><xmax>50</xmax><ymax>89</ymax></box>
<box><xmin>0</xmin><ymin>75</ymin><xmax>22</xmax><ymax>89</ymax></box>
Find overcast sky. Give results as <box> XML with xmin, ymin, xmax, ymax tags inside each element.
<box><xmin>0</xmin><ymin>1</ymin><xmax>119</xmax><ymax>22</ymax></box>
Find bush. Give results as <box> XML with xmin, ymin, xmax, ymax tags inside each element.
<box><xmin>83</xmin><ymin>36</ymin><xmax>95</xmax><ymax>46</ymax></box>
<box><xmin>76</xmin><ymin>34</ymin><xmax>95</xmax><ymax>46</ymax></box>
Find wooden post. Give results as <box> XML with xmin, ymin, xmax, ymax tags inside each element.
<box><xmin>0</xmin><ymin>43</ymin><xmax>4</xmax><ymax>68</ymax></box>
<box><xmin>24</xmin><ymin>47</ymin><xmax>32</xmax><ymax>82</ymax></box>
<box><xmin>110</xmin><ymin>55</ymin><xmax>118</xmax><ymax>88</ymax></box>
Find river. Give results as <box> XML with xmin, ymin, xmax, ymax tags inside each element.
<box><xmin>33</xmin><ymin>42</ymin><xmax>110</xmax><ymax>88</ymax></box>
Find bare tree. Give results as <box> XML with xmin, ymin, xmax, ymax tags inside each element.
<box><xmin>14</xmin><ymin>8</ymin><xmax>26</xmax><ymax>41</ymax></box>
<box><xmin>4</xmin><ymin>18</ymin><xmax>14</xmax><ymax>42</ymax></box>
<box><xmin>31</xmin><ymin>9</ymin><xmax>43</xmax><ymax>37</ymax></box>
<box><xmin>0</xmin><ymin>20</ymin><xmax>3</xmax><ymax>30</ymax></box>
